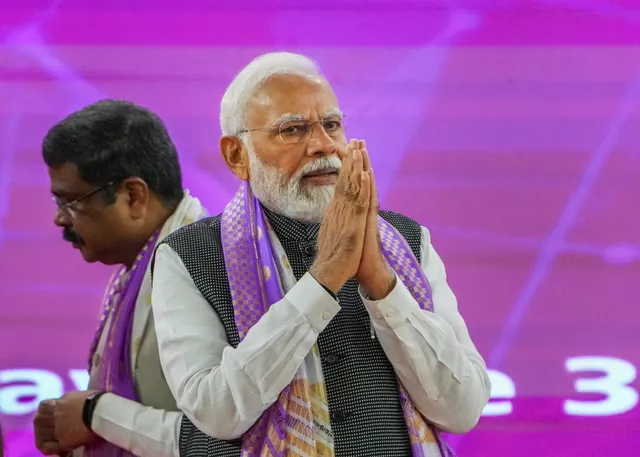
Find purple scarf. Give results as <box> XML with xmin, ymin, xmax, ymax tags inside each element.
<box><xmin>84</xmin><ymin>231</ymin><xmax>159</xmax><ymax>457</ymax></box>
<box><xmin>221</xmin><ymin>182</ymin><xmax>456</xmax><ymax>457</ymax></box>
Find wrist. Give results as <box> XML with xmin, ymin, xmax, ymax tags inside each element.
<box><xmin>310</xmin><ymin>262</ymin><xmax>345</xmax><ymax>295</ymax></box>
<box><xmin>359</xmin><ymin>267</ymin><xmax>396</xmax><ymax>301</ymax></box>
<box><xmin>82</xmin><ymin>391</ymin><xmax>107</xmax><ymax>431</ymax></box>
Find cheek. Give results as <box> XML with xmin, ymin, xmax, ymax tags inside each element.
<box><xmin>258</xmin><ymin>144</ymin><xmax>304</xmax><ymax>178</ymax></box>
<box><xmin>75</xmin><ymin>209</ymin><xmax>120</xmax><ymax>240</ymax></box>
<box><xmin>104</xmin><ymin>202</ymin><xmax>137</xmax><ymax>230</ymax></box>
<box><xmin>73</xmin><ymin>218</ymin><xmax>110</xmax><ymax>244</ymax></box>
<box><xmin>335</xmin><ymin>142</ymin><xmax>348</xmax><ymax>160</ymax></box>
<box><xmin>278</xmin><ymin>152</ymin><xmax>306</xmax><ymax>178</ymax></box>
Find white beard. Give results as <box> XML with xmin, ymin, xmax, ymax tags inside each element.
<box><xmin>246</xmin><ymin>142</ymin><xmax>341</xmax><ymax>224</ymax></box>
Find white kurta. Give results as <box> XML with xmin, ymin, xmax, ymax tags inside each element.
<box><xmin>90</xmin><ymin>225</ymin><xmax>492</xmax><ymax>456</ymax></box>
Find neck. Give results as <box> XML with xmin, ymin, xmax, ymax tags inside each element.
<box><xmin>263</xmin><ymin>205</ymin><xmax>321</xmax><ymax>241</ymax></box>
<box><xmin>121</xmin><ymin>205</ymin><xmax>174</xmax><ymax>268</ymax></box>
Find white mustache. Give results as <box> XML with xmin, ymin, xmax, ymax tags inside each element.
<box><xmin>294</xmin><ymin>156</ymin><xmax>342</xmax><ymax>181</ymax></box>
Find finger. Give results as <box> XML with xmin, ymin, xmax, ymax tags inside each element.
<box><xmin>337</xmin><ymin>146</ymin><xmax>354</xmax><ymax>189</ymax></box>
<box><xmin>38</xmin><ymin>400</ymin><xmax>57</xmax><ymax>413</ymax></box>
<box><xmin>358</xmin><ymin>140</ymin><xmax>367</xmax><ymax>165</ymax></box>
<box><xmin>352</xmin><ymin>139</ymin><xmax>363</xmax><ymax>169</ymax></box>
<box><xmin>36</xmin><ymin>435</ymin><xmax>58</xmax><ymax>451</ymax></box>
<box><xmin>335</xmin><ymin>140</ymin><xmax>348</xmax><ymax>161</ymax></box>
<box><xmin>34</xmin><ymin>415</ymin><xmax>56</xmax><ymax>428</ymax></box>
<box><xmin>366</xmin><ymin>169</ymin><xmax>379</xmax><ymax>234</ymax></box>
<box><xmin>343</xmin><ymin>138</ymin><xmax>358</xmax><ymax>165</ymax></box>
<box><xmin>54</xmin><ymin>426</ymin><xmax>65</xmax><ymax>442</ymax></box>
<box><xmin>40</xmin><ymin>441</ymin><xmax>63</xmax><ymax>456</ymax></box>
<box><xmin>361</xmin><ymin>145</ymin><xmax>372</xmax><ymax>172</ymax></box>
<box><xmin>344</xmin><ymin>146</ymin><xmax>362</xmax><ymax>187</ymax></box>
<box><xmin>351</xmin><ymin>147</ymin><xmax>363</xmax><ymax>178</ymax></box>
<box><xmin>368</xmin><ymin>168</ymin><xmax>379</xmax><ymax>213</ymax></box>
<box><xmin>356</xmin><ymin>171</ymin><xmax>371</xmax><ymax>213</ymax></box>
<box><xmin>343</xmin><ymin>139</ymin><xmax>359</xmax><ymax>166</ymax></box>
<box><xmin>338</xmin><ymin>138</ymin><xmax>353</xmax><ymax>162</ymax></box>
<box><xmin>34</xmin><ymin>406</ymin><xmax>56</xmax><ymax>418</ymax></box>
<box><xmin>34</xmin><ymin>420</ymin><xmax>56</xmax><ymax>431</ymax></box>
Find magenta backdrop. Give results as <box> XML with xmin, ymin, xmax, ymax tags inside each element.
<box><xmin>1</xmin><ymin>1</ymin><xmax>639</xmax><ymax>456</ymax></box>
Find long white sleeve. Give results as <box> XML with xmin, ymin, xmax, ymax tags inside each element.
<box><xmin>151</xmin><ymin>243</ymin><xmax>340</xmax><ymax>441</ymax></box>
<box><xmin>91</xmin><ymin>393</ymin><xmax>181</xmax><ymax>457</ymax></box>
<box><xmin>360</xmin><ymin>226</ymin><xmax>491</xmax><ymax>433</ymax></box>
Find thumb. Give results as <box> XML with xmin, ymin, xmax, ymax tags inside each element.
<box><xmin>39</xmin><ymin>399</ymin><xmax>57</xmax><ymax>414</ymax></box>
<box><xmin>41</xmin><ymin>440</ymin><xmax>63</xmax><ymax>456</ymax></box>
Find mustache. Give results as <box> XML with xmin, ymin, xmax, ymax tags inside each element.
<box><xmin>62</xmin><ymin>227</ymin><xmax>84</xmax><ymax>245</ymax></box>
<box><xmin>295</xmin><ymin>156</ymin><xmax>343</xmax><ymax>180</ymax></box>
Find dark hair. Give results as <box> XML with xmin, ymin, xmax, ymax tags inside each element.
<box><xmin>43</xmin><ymin>99</ymin><xmax>183</xmax><ymax>207</ymax></box>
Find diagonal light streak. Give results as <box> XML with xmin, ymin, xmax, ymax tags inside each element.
<box><xmin>488</xmin><ymin>71</ymin><xmax>640</xmax><ymax>371</ymax></box>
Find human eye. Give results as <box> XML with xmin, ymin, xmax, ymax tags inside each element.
<box><xmin>279</xmin><ymin>122</ymin><xmax>308</xmax><ymax>137</ymax></box>
<box><xmin>54</xmin><ymin>195</ymin><xmax>75</xmax><ymax>207</ymax></box>
<box><xmin>61</xmin><ymin>199</ymin><xmax>85</xmax><ymax>214</ymax></box>
<box><xmin>322</xmin><ymin>119</ymin><xmax>342</xmax><ymax>132</ymax></box>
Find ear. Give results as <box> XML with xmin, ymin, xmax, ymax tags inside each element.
<box><xmin>120</xmin><ymin>177</ymin><xmax>149</xmax><ymax>220</ymax></box>
<box><xmin>220</xmin><ymin>136</ymin><xmax>250</xmax><ymax>181</ymax></box>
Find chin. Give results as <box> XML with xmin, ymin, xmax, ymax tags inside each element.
<box><xmin>79</xmin><ymin>245</ymin><xmax>115</xmax><ymax>265</ymax></box>
<box><xmin>292</xmin><ymin>212</ymin><xmax>324</xmax><ymax>225</ymax></box>
<box><xmin>284</xmin><ymin>201</ymin><xmax>330</xmax><ymax>224</ymax></box>
<box><xmin>79</xmin><ymin>247</ymin><xmax>101</xmax><ymax>264</ymax></box>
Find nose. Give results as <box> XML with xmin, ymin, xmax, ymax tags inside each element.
<box><xmin>54</xmin><ymin>207</ymin><xmax>71</xmax><ymax>227</ymax></box>
<box><xmin>305</xmin><ymin>122</ymin><xmax>337</xmax><ymax>157</ymax></box>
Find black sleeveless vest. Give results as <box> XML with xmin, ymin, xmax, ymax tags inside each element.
<box><xmin>158</xmin><ymin>209</ymin><xmax>423</xmax><ymax>457</ymax></box>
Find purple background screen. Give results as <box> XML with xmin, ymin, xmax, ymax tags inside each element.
<box><xmin>1</xmin><ymin>1</ymin><xmax>639</xmax><ymax>456</ymax></box>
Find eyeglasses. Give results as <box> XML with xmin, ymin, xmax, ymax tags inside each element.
<box><xmin>237</xmin><ymin>114</ymin><xmax>348</xmax><ymax>145</ymax></box>
<box><xmin>52</xmin><ymin>181</ymin><xmax>115</xmax><ymax>218</ymax></box>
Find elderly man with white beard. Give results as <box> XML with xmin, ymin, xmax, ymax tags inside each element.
<box><xmin>150</xmin><ymin>52</ymin><xmax>491</xmax><ymax>457</ymax></box>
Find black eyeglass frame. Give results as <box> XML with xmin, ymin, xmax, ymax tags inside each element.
<box><xmin>52</xmin><ymin>181</ymin><xmax>116</xmax><ymax>216</ymax></box>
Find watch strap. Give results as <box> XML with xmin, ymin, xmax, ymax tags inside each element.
<box><xmin>82</xmin><ymin>391</ymin><xmax>107</xmax><ymax>431</ymax></box>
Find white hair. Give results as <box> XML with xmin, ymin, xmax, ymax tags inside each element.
<box><xmin>246</xmin><ymin>140</ymin><xmax>341</xmax><ymax>223</ymax></box>
<box><xmin>220</xmin><ymin>52</ymin><xmax>322</xmax><ymax>137</ymax></box>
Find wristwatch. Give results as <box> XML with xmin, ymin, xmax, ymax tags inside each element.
<box><xmin>82</xmin><ymin>391</ymin><xmax>107</xmax><ymax>431</ymax></box>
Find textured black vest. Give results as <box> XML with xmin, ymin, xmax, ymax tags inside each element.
<box><xmin>159</xmin><ymin>209</ymin><xmax>423</xmax><ymax>457</ymax></box>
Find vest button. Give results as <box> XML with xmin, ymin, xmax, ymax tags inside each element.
<box><xmin>302</xmin><ymin>245</ymin><xmax>316</xmax><ymax>257</ymax></box>
<box><xmin>324</xmin><ymin>353</ymin><xmax>340</xmax><ymax>365</ymax></box>
<box><xmin>331</xmin><ymin>410</ymin><xmax>348</xmax><ymax>423</ymax></box>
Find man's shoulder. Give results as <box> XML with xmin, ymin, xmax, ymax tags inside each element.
<box><xmin>379</xmin><ymin>210</ymin><xmax>424</xmax><ymax>260</ymax></box>
<box><xmin>162</xmin><ymin>214</ymin><xmax>223</xmax><ymax>247</ymax></box>
<box><xmin>379</xmin><ymin>210</ymin><xmax>422</xmax><ymax>230</ymax></box>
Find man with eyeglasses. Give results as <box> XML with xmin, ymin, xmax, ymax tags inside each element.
<box><xmin>151</xmin><ymin>52</ymin><xmax>491</xmax><ymax>457</ymax></box>
<box><xmin>33</xmin><ymin>99</ymin><xmax>208</xmax><ymax>457</ymax></box>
